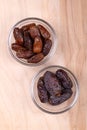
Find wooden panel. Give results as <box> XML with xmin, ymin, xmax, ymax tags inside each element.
<box><xmin>0</xmin><ymin>0</ymin><xmax>87</xmax><ymax>129</ymax></box>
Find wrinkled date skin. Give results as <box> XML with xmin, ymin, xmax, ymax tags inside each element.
<box><xmin>37</xmin><ymin>77</ymin><xmax>48</xmax><ymax>103</ymax></box>
<box><xmin>11</xmin><ymin>43</ymin><xmax>26</xmax><ymax>52</ymax></box>
<box><xmin>49</xmin><ymin>89</ymin><xmax>73</xmax><ymax>105</ymax></box>
<box><xmin>44</xmin><ymin>71</ymin><xmax>61</xmax><ymax>96</ymax></box>
<box><xmin>38</xmin><ymin>25</ymin><xmax>50</xmax><ymax>39</ymax></box>
<box><xmin>13</xmin><ymin>28</ymin><xmax>23</xmax><ymax>44</ymax></box>
<box><xmin>56</xmin><ymin>69</ymin><xmax>73</xmax><ymax>89</ymax></box>
<box><xmin>16</xmin><ymin>50</ymin><xmax>33</xmax><ymax>59</ymax></box>
<box><xmin>24</xmin><ymin>31</ymin><xmax>33</xmax><ymax>50</ymax></box>
<box><xmin>43</xmin><ymin>39</ymin><xmax>52</xmax><ymax>56</ymax></box>
<box><xmin>33</xmin><ymin>36</ymin><xmax>43</xmax><ymax>53</ymax></box>
<box><xmin>27</xmin><ymin>53</ymin><xmax>44</xmax><ymax>63</ymax></box>
<box><xmin>29</xmin><ymin>25</ymin><xmax>40</xmax><ymax>39</ymax></box>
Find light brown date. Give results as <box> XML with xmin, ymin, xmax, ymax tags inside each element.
<box><xmin>33</xmin><ymin>36</ymin><xmax>43</xmax><ymax>53</ymax></box>
<box><xmin>29</xmin><ymin>25</ymin><xmax>40</xmax><ymax>39</ymax></box>
<box><xmin>38</xmin><ymin>24</ymin><xmax>50</xmax><ymax>39</ymax></box>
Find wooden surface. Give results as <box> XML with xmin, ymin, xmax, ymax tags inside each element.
<box><xmin>0</xmin><ymin>0</ymin><xmax>87</xmax><ymax>129</ymax></box>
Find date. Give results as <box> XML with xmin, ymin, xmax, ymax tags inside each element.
<box><xmin>49</xmin><ymin>89</ymin><xmax>73</xmax><ymax>105</ymax></box>
<box><xmin>56</xmin><ymin>69</ymin><xmax>73</xmax><ymax>89</ymax></box>
<box><xmin>33</xmin><ymin>36</ymin><xmax>43</xmax><ymax>53</ymax></box>
<box><xmin>16</xmin><ymin>50</ymin><xmax>33</xmax><ymax>59</ymax></box>
<box><xmin>24</xmin><ymin>31</ymin><xmax>33</xmax><ymax>50</ymax></box>
<box><xmin>29</xmin><ymin>25</ymin><xmax>40</xmax><ymax>39</ymax></box>
<box><xmin>37</xmin><ymin>77</ymin><xmax>48</xmax><ymax>103</ymax></box>
<box><xmin>11</xmin><ymin>43</ymin><xmax>26</xmax><ymax>52</ymax></box>
<box><xmin>21</xmin><ymin>23</ymin><xmax>36</xmax><ymax>31</ymax></box>
<box><xmin>38</xmin><ymin>24</ymin><xmax>50</xmax><ymax>39</ymax></box>
<box><xmin>27</xmin><ymin>53</ymin><xmax>44</xmax><ymax>63</ymax></box>
<box><xmin>13</xmin><ymin>28</ymin><xmax>23</xmax><ymax>44</ymax></box>
<box><xmin>44</xmin><ymin>71</ymin><xmax>61</xmax><ymax>96</ymax></box>
<box><xmin>43</xmin><ymin>39</ymin><xmax>52</xmax><ymax>56</ymax></box>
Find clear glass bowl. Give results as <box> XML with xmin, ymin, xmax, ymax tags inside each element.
<box><xmin>31</xmin><ymin>65</ymin><xmax>79</xmax><ymax>114</ymax></box>
<box><xmin>8</xmin><ymin>17</ymin><xmax>57</xmax><ymax>66</ymax></box>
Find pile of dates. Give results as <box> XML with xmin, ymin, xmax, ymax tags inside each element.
<box><xmin>11</xmin><ymin>23</ymin><xmax>52</xmax><ymax>63</ymax></box>
<box><xmin>37</xmin><ymin>69</ymin><xmax>73</xmax><ymax>105</ymax></box>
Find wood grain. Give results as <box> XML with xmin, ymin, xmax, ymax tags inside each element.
<box><xmin>0</xmin><ymin>0</ymin><xmax>87</xmax><ymax>129</ymax></box>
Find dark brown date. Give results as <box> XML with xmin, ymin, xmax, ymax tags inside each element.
<box><xmin>16</xmin><ymin>50</ymin><xmax>33</xmax><ymax>59</ymax></box>
<box><xmin>62</xmin><ymin>88</ymin><xmax>73</xmax><ymax>95</ymax></box>
<box><xmin>37</xmin><ymin>69</ymin><xmax>73</xmax><ymax>105</ymax></box>
<box><xmin>37</xmin><ymin>77</ymin><xmax>48</xmax><ymax>103</ymax></box>
<box><xmin>24</xmin><ymin>31</ymin><xmax>33</xmax><ymax>50</ymax></box>
<box><xmin>44</xmin><ymin>71</ymin><xmax>61</xmax><ymax>96</ymax></box>
<box><xmin>29</xmin><ymin>25</ymin><xmax>40</xmax><ymax>39</ymax></box>
<box><xmin>27</xmin><ymin>53</ymin><xmax>44</xmax><ymax>63</ymax></box>
<box><xmin>38</xmin><ymin>24</ymin><xmax>50</xmax><ymax>39</ymax></box>
<box><xmin>13</xmin><ymin>28</ymin><xmax>23</xmax><ymax>44</ymax></box>
<box><xmin>43</xmin><ymin>39</ymin><xmax>52</xmax><ymax>56</ymax></box>
<box><xmin>11</xmin><ymin>43</ymin><xmax>26</xmax><ymax>52</ymax></box>
<box><xmin>33</xmin><ymin>36</ymin><xmax>43</xmax><ymax>53</ymax></box>
<box><xmin>49</xmin><ymin>89</ymin><xmax>73</xmax><ymax>105</ymax></box>
<box><xmin>21</xmin><ymin>23</ymin><xmax>36</xmax><ymax>31</ymax></box>
<box><xmin>56</xmin><ymin>69</ymin><xmax>73</xmax><ymax>89</ymax></box>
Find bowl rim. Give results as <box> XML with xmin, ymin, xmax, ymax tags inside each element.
<box><xmin>31</xmin><ymin>65</ymin><xmax>79</xmax><ymax>114</ymax></box>
<box><xmin>8</xmin><ymin>17</ymin><xmax>57</xmax><ymax>67</ymax></box>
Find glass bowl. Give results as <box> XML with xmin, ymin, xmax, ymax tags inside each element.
<box><xmin>8</xmin><ymin>17</ymin><xmax>57</xmax><ymax>66</ymax></box>
<box><xmin>31</xmin><ymin>65</ymin><xmax>79</xmax><ymax>114</ymax></box>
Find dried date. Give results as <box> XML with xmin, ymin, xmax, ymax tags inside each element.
<box><xmin>49</xmin><ymin>90</ymin><xmax>72</xmax><ymax>105</ymax></box>
<box><xmin>44</xmin><ymin>71</ymin><xmax>61</xmax><ymax>96</ymax></box>
<box><xmin>56</xmin><ymin>69</ymin><xmax>73</xmax><ymax>89</ymax></box>
<box><xmin>29</xmin><ymin>25</ymin><xmax>40</xmax><ymax>39</ymax></box>
<box><xmin>13</xmin><ymin>28</ymin><xmax>23</xmax><ymax>44</ymax></box>
<box><xmin>21</xmin><ymin>23</ymin><xmax>36</xmax><ymax>31</ymax></box>
<box><xmin>38</xmin><ymin>24</ymin><xmax>50</xmax><ymax>39</ymax></box>
<box><xmin>16</xmin><ymin>50</ymin><xmax>33</xmax><ymax>59</ymax></box>
<box><xmin>11</xmin><ymin>43</ymin><xmax>26</xmax><ymax>52</ymax></box>
<box><xmin>24</xmin><ymin>31</ymin><xmax>33</xmax><ymax>50</ymax></box>
<box><xmin>27</xmin><ymin>53</ymin><xmax>44</xmax><ymax>63</ymax></box>
<box><xmin>43</xmin><ymin>39</ymin><xmax>52</xmax><ymax>56</ymax></box>
<box><xmin>62</xmin><ymin>88</ymin><xmax>73</xmax><ymax>95</ymax></box>
<box><xmin>33</xmin><ymin>36</ymin><xmax>43</xmax><ymax>53</ymax></box>
<box><xmin>37</xmin><ymin>77</ymin><xmax>48</xmax><ymax>103</ymax></box>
